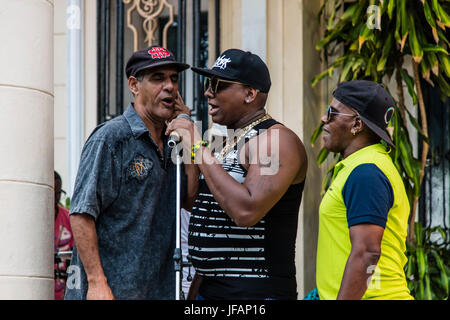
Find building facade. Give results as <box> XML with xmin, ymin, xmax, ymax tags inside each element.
<box><xmin>2</xmin><ymin>0</ymin><xmax>446</xmax><ymax>300</ymax></box>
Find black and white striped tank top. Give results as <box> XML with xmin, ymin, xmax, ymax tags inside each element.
<box><xmin>188</xmin><ymin>118</ymin><xmax>305</xmax><ymax>299</ymax></box>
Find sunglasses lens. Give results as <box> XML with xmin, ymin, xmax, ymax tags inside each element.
<box><xmin>327</xmin><ymin>106</ymin><xmax>331</xmax><ymax>121</ymax></box>
<box><xmin>204</xmin><ymin>78</ymin><xmax>210</xmax><ymax>91</ymax></box>
<box><xmin>211</xmin><ymin>78</ymin><xmax>219</xmax><ymax>93</ymax></box>
<box><xmin>204</xmin><ymin>78</ymin><xmax>219</xmax><ymax>93</ymax></box>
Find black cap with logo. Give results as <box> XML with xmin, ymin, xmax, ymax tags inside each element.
<box><xmin>333</xmin><ymin>80</ymin><xmax>396</xmax><ymax>148</ymax></box>
<box><xmin>191</xmin><ymin>48</ymin><xmax>271</xmax><ymax>93</ymax></box>
<box><xmin>125</xmin><ymin>45</ymin><xmax>190</xmax><ymax>78</ymax></box>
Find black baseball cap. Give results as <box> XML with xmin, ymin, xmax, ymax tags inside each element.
<box><xmin>333</xmin><ymin>80</ymin><xmax>396</xmax><ymax>148</ymax></box>
<box><xmin>191</xmin><ymin>48</ymin><xmax>271</xmax><ymax>93</ymax></box>
<box><xmin>125</xmin><ymin>45</ymin><xmax>190</xmax><ymax>78</ymax></box>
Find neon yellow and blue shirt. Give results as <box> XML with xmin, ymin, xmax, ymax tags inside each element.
<box><xmin>316</xmin><ymin>144</ymin><xmax>413</xmax><ymax>300</ymax></box>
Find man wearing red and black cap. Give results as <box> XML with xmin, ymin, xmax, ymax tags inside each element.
<box><xmin>66</xmin><ymin>46</ymin><xmax>198</xmax><ymax>299</ymax></box>
<box><xmin>167</xmin><ymin>49</ymin><xmax>308</xmax><ymax>299</ymax></box>
<box><xmin>315</xmin><ymin>80</ymin><xmax>413</xmax><ymax>300</ymax></box>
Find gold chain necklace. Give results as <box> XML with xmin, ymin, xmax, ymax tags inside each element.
<box><xmin>216</xmin><ymin>114</ymin><xmax>272</xmax><ymax>162</ymax></box>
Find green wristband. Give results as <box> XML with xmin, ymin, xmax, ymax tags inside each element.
<box><xmin>191</xmin><ymin>140</ymin><xmax>209</xmax><ymax>161</ymax></box>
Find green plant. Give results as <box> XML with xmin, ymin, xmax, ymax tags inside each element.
<box><xmin>312</xmin><ymin>0</ymin><xmax>450</xmax><ymax>300</ymax></box>
<box><xmin>64</xmin><ymin>196</ymin><xmax>71</xmax><ymax>210</ymax></box>
<box><xmin>58</xmin><ymin>196</ymin><xmax>71</xmax><ymax>210</ymax></box>
<box><xmin>405</xmin><ymin>222</ymin><xmax>449</xmax><ymax>300</ymax></box>
<box><xmin>312</xmin><ymin>0</ymin><xmax>450</xmax><ymax>242</ymax></box>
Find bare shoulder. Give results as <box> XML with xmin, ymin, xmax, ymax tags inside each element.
<box><xmin>267</xmin><ymin>124</ymin><xmax>307</xmax><ymax>183</ymax></box>
<box><xmin>241</xmin><ymin>122</ymin><xmax>308</xmax><ymax>182</ymax></box>
<box><xmin>267</xmin><ymin>124</ymin><xmax>306</xmax><ymax>153</ymax></box>
<box><xmin>245</xmin><ymin>123</ymin><xmax>306</xmax><ymax>158</ymax></box>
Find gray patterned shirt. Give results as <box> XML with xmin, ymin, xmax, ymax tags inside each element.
<box><xmin>65</xmin><ymin>104</ymin><xmax>186</xmax><ymax>300</ymax></box>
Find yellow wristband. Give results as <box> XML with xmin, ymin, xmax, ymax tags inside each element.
<box><xmin>191</xmin><ymin>140</ymin><xmax>209</xmax><ymax>161</ymax></box>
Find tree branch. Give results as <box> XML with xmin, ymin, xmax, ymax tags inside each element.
<box><xmin>409</xmin><ymin>59</ymin><xmax>429</xmax><ymax>244</ymax></box>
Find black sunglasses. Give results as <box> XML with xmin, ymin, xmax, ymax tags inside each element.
<box><xmin>326</xmin><ymin>105</ymin><xmax>358</xmax><ymax>122</ymax></box>
<box><xmin>204</xmin><ymin>77</ymin><xmax>246</xmax><ymax>94</ymax></box>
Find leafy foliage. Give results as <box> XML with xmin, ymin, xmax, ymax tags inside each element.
<box><xmin>405</xmin><ymin>223</ymin><xmax>449</xmax><ymax>300</ymax></box>
<box><xmin>312</xmin><ymin>0</ymin><xmax>450</xmax><ymax>299</ymax></box>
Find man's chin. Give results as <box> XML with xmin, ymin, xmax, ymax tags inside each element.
<box><xmin>322</xmin><ymin>137</ymin><xmax>334</xmax><ymax>153</ymax></box>
<box><xmin>158</xmin><ymin>107</ymin><xmax>175</xmax><ymax>121</ymax></box>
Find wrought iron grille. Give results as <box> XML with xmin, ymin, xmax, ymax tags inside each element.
<box><xmin>420</xmin><ymin>81</ymin><xmax>450</xmax><ymax>246</ymax></box>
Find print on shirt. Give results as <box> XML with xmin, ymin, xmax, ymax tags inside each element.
<box><xmin>128</xmin><ymin>154</ymin><xmax>153</xmax><ymax>181</ymax></box>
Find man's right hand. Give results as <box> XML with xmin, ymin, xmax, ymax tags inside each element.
<box><xmin>70</xmin><ymin>213</ymin><xmax>115</xmax><ymax>300</ymax></box>
<box><xmin>87</xmin><ymin>278</ymin><xmax>115</xmax><ymax>300</ymax></box>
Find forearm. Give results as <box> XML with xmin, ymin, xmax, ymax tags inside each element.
<box><xmin>197</xmin><ymin>148</ymin><xmax>255</xmax><ymax>225</ymax></box>
<box><xmin>70</xmin><ymin>213</ymin><xmax>107</xmax><ymax>284</ymax></box>
<box><xmin>337</xmin><ymin>249</ymin><xmax>380</xmax><ymax>300</ymax></box>
<box><xmin>183</xmin><ymin>163</ymin><xmax>200</xmax><ymax>211</ymax></box>
<box><xmin>187</xmin><ymin>274</ymin><xmax>203</xmax><ymax>300</ymax></box>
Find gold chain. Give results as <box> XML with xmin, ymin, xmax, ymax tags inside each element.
<box><xmin>216</xmin><ymin>114</ymin><xmax>272</xmax><ymax>162</ymax></box>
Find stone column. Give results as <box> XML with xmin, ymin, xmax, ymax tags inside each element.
<box><xmin>0</xmin><ymin>0</ymin><xmax>54</xmax><ymax>299</ymax></box>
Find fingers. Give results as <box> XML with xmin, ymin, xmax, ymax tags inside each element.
<box><xmin>165</xmin><ymin>118</ymin><xmax>190</xmax><ymax>136</ymax></box>
<box><xmin>174</xmin><ymin>91</ymin><xmax>190</xmax><ymax>116</ymax></box>
<box><xmin>166</xmin><ymin>118</ymin><xmax>203</xmax><ymax>148</ymax></box>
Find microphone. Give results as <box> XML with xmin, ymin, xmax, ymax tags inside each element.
<box><xmin>168</xmin><ymin>113</ymin><xmax>193</xmax><ymax>147</ymax></box>
<box><xmin>168</xmin><ymin>132</ymin><xmax>180</xmax><ymax>148</ymax></box>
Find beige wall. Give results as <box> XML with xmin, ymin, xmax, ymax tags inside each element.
<box><xmin>84</xmin><ymin>1</ymin><xmax>98</xmax><ymax>145</ymax></box>
<box><xmin>0</xmin><ymin>0</ymin><xmax>54</xmax><ymax>299</ymax></box>
<box><xmin>267</xmin><ymin>0</ymin><xmax>324</xmax><ymax>298</ymax></box>
<box><xmin>299</xmin><ymin>0</ymin><xmax>325</xmax><ymax>296</ymax></box>
<box><xmin>53</xmin><ymin>0</ymin><xmax>97</xmax><ymax>196</ymax></box>
<box><xmin>220</xmin><ymin>0</ymin><xmax>242</xmax><ymax>51</ymax></box>
<box><xmin>54</xmin><ymin>0</ymin><xmax>68</xmax><ymax>193</ymax></box>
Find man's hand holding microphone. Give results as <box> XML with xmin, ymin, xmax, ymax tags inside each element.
<box><xmin>166</xmin><ymin>92</ymin><xmax>202</xmax><ymax>153</ymax></box>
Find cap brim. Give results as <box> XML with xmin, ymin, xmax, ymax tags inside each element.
<box><xmin>190</xmin><ymin>67</ymin><xmax>238</xmax><ymax>81</ymax></box>
<box><xmin>132</xmin><ymin>61</ymin><xmax>190</xmax><ymax>77</ymax></box>
<box><xmin>360</xmin><ymin>115</ymin><xmax>395</xmax><ymax>148</ymax></box>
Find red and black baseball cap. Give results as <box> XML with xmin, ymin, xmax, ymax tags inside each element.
<box><xmin>191</xmin><ymin>48</ymin><xmax>271</xmax><ymax>93</ymax></box>
<box><xmin>333</xmin><ymin>80</ymin><xmax>396</xmax><ymax>148</ymax></box>
<box><xmin>125</xmin><ymin>45</ymin><xmax>190</xmax><ymax>78</ymax></box>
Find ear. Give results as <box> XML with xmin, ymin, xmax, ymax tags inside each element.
<box><xmin>352</xmin><ymin>116</ymin><xmax>364</xmax><ymax>135</ymax></box>
<box><xmin>128</xmin><ymin>76</ymin><xmax>139</xmax><ymax>96</ymax></box>
<box><xmin>244</xmin><ymin>87</ymin><xmax>259</xmax><ymax>104</ymax></box>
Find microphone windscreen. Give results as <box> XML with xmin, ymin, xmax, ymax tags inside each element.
<box><xmin>177</xmin><ymin>113</ymin><xmax>194</xmax><ymax>122</ymax></box>
<box><xmin>168</xmin><ymin>131</ymin><xmax>180</xmax><ymax>147</ymax></box>
<box><xmin>167</xmin><ymin>113</ymin><xmax>193</xmax><ymax>147</ymax></box>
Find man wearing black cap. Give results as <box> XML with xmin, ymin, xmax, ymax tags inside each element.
<box><xmin>167</xmin><ymin>49</ymin><xmax>308</xmax><ymax>299</ymax></box>
<box><xmin>66</xmin><ymin>46</ymin><xmax>198</xmax><ymax>299</ymax></box>
<box><xmin>315</xmin><ymin>80</ymin><xmax>413</xmax><ymax>300</ymax></box>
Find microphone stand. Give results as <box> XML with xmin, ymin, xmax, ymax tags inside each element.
<box><xmin>171</xmin><ymin>139</ymin><xmax>192</xmax><ymax>300</ymax></box>
<box><xmin>168</xmin><ymin>113</ymin><xmax>194</xmax><ymax>300</ymax></box>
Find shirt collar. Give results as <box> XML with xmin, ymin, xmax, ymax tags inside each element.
<box><xmin>123</xmin><ymin>104</ymin><xmax>170</xmax><ymax>161</ymax></box>
<box><xmin>333</xmin><ymin>143</ymin><xmax>388</xmax><ymax>179</ymax></box>
<box><xmin>124</xmin><ymin>103</ymin><xmax>150</xmax><ymax>139</ymax></box>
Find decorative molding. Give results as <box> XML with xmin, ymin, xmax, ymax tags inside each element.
<box><xmin>123</xmin><ymin>0</ymin><xmax>175</xmax><ymax>51</ymax></box>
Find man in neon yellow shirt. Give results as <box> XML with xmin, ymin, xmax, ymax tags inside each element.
<box><xmin>315</xmin><ymin>80</ymin><xmax>413</xmax><ymax>300</ymax></box>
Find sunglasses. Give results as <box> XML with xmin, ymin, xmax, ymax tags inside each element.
<box><xmin>326</xmin><ymin>105</ymin><xmax>358</xmax><ymax>122</ymax></box>
<box><xmin>204</xmin><ymin>77</ymin><xmax>246</xmax><ymax>94</ymax></box>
